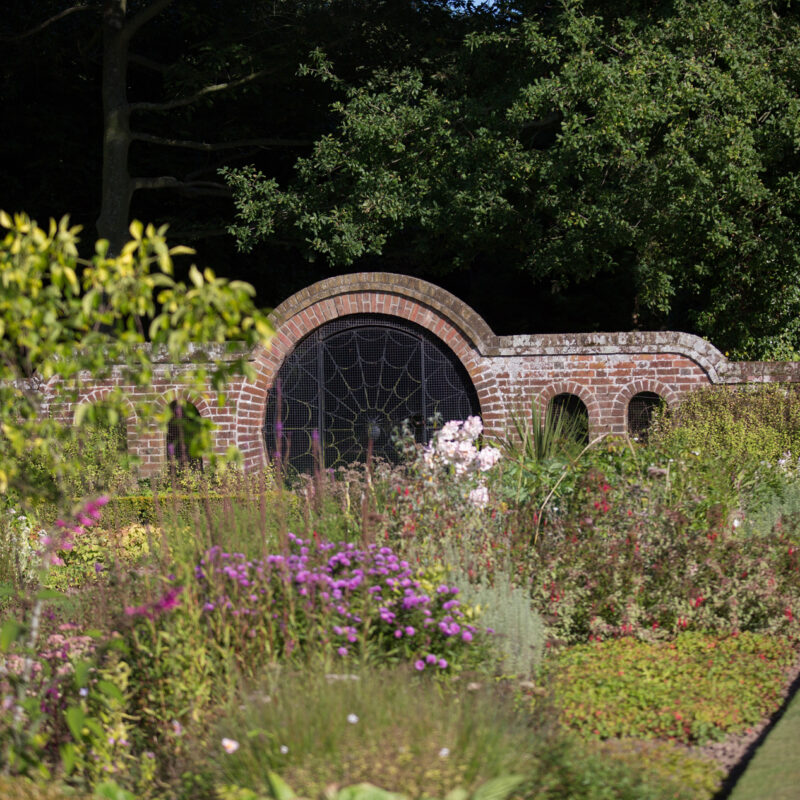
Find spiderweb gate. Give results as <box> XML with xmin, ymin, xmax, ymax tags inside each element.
<box><xmin>263</xmin><ymin>314</ymin><xmax>480</xmax><ymax>472</ymax></box>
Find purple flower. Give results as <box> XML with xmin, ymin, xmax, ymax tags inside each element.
<box><xmin>394</xmin><ymin>629</ymin><xmax>403</xmax><ymax>638</ymax></box>
<box><xmin>404</xmin><ymin>626</ymin><xmax>415</xmax><ymax>636</ymax></box>
<box><xmin>414</xmin><ymin>660</ymin><xmax>425</xmax><ymax>671</ymax></box>
<box><xmin>438</xmin><ymin>658</ymin><xmax>448</xmax><ymax>669</ymax></box>
<box><xmin>461</xmin><ymin>631</ymin><xmax>473</xmax><ymax>642</ymax></box>
<box><xmin>425</xmin><ymin>654</ymin><xmax>437</xmax><ymax>665</ymax></box>
<box><xmin>337</xmin><ymin>646</ymin><xmax>348</xmax><ymax>656</ymax></box>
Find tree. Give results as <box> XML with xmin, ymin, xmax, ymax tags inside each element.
<box><xmin>225</xmin><ymin>0</ymin><xmax>800</xmax><ymax>358</ymax></box>
<box><xmin>1</xmin><ymin>1</ymin><xmax>479</xmax><ymax>255</ymax></box>
<box><xmin>0</xmin><ymin>210</ymin><xmax>273</xmax><ymax>505</ymax></box>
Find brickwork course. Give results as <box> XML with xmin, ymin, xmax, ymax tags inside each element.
<box><xmin>47</xmin><ymin>273</ymin><xmax>800</xmax><ymax>475</ymax></box>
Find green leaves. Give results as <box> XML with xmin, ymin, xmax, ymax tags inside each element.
<box><xmin>226</xmin><ymin>0</ymin><xmax>800</xmax><ymax>357</ymax></box>
<box><xmin>0</xmin><ymin>211</ymin><xmax>274</xmax><ymax>503</ymax></box>
<box><xmin>549</xmin><ymin>632</ymin><xmax>795</xmax><ymax>744</ymax></box>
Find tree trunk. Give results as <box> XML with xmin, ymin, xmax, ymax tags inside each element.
<box><xmin>96</xmin><ymin>0</ymin><xmax>132</xmax><ymax>255</ymax></box>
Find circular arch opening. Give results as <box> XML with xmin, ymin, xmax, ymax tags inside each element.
<box><xmin>627</xmin><ymin>391</ymin><xmax>663</xmax><ymax>441</ymax></box>
<box><xmin>263</xmin><ymin>314</ymin><xmax>480</xmax><ymax>472</ymax></box>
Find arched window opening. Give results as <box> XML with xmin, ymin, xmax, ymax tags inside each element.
<box><xmin>72</xmin><ymin>402</ymin><xmax>130</xmax><ymax>494</ymax></box>
<box><xmin>547</xmin><ymin>393</ymin><xmax>589</xmax><ymax>445</ymax></box>
<box><xmin>628</xmin><ymin>391</ymin><xmax>663</xmax><ymax>441</ymax></box>
<box><xmin>166</xmin><ymin>401</ymin><xmax>203</xmax><ymax>471</ymax></box>
<box><xmin>264</xmin><ymin>314</ymin><xmax>480</xmax><ymax>473</ymax></box>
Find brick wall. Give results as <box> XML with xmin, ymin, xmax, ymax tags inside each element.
<box><xmin>47</xmin><ymin>273</ymin><xmax>800</xmax><ymax>475</ymax></box>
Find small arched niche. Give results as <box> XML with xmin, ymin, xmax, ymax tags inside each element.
<box><xmin>547</xmin><ymin>393</ymin><xmax>589</xmax><ymax>445</ymax></box>
<box><xmin>627</xmin><ymin>391</ymin><xmax>663</xmax><ymax>441</ymax></box>
<box><xmin>166</xmin><ymin>401</ymin><xmax>204</xmax><ymax>471</ymax></box>
<box><xmin>71</xmin><ymin>401</ymin><xmax>130</xmax><ymax>493</ymax></box>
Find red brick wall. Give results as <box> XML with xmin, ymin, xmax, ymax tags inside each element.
<box><xmin>47</xmin><ymin>273</ymin><xmax>800</xmax><ymax>475</ymax></box>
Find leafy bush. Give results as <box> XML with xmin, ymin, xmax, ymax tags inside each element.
<box><xmin>0</xmin><ymin>506</ymin><xmax>42</xmax><ymax>591</ymax></box>
<box><xmin>592</xmin><ymin>739</ymin><xmax>723</xmax><ymax>800</ymax></box>
<box><xmin>548</xmin><ymin>632</ymin><xmax>796</xmax><ymax>744</ymax></box>
<box><xmin>526</xmin><ymin>440</ymin><xmax>800</xmax><ymax>644</ymax></box>
<box><xmin>45</xmin><ymin>523</ymin><xmax>158</xmax><ymax>592</ymax></box>
<box><xmin>451</xmin><ymin>570</ymin><xmax>547</xmax><ymax>678</ymax></box>
<box><xmin>377</xmin><ymin>418</ymin><xmax>504</xmax><ymax>546</ymax></box>
<box><xmin>208</xmin><ymin>668</ymin><xmax>536</xmax><ymax>799</ymax></box>
<box><xmin>650</xmin><ymin>385</ymin><xmax>800</xmax><ymax>466</ymax></box>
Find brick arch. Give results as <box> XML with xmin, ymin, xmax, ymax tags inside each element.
<box><xmin>235</xmin><ymin>275</ymin><xmax>494</xmax><ymax>469</ymax></box>
<box><xmin>75</xmin><ymin>388</ymin><xmax>138</xmax><ymax>445</ymax></box>
<box><xmin>158</xmin><ymin>389</ymin><xmax>215</xmax><ymax>421</ymax></box>
<box><xmin>156</xmin><ymin>390</ymin><xmax>220</xmax><ymax>461</ymax></box>
<box><xmin>610</xmin><ymin>379</ymin><xmax>682</xmax><ymax>434</ymax></box>
<box><xmin>536</xmin><ymin>382</ymin><xmax>602</xmax><ymax>437</ymax></box>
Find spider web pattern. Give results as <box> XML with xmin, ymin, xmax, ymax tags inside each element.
<box><xmin>264</xmin><ymin>314</ymin><xmax>479</xmax><ymax>472</ymax></box>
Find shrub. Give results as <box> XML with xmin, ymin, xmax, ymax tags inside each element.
<box><xmin>0</xmin><ymin>506</ymin><xmax>42</xmax><ymax>591</ymax></box>
<box><xmin>526</xmin><ymin>440</ymin><xmax>800</xmax><ymax>644</ymax></box>
<box><xmin>208</xmin><ymin>668</ymin><xmax>536</xmax><ymax>799</ymax></box>
<box><xmin>45</xmin><ymin>523</ymin><xmax>158</xmax><ymax>592</ymax></box>
<box><xmin>450</xmin><ymin>569</ymin><xmax>547</xmax><ymax>678</ymax></box>
<box><xmin>377</xmin><ymin>418</ymin><xmax>504</xmax><ymax>547</ymax></box>
<box><xmin>650</xmin><ymin>385</ymin><xmax>800</xmax><ymax>466</ymax></box>
<box><xmin>548</xmin><ymin>632</ymin><xmax>796</xmax><ymax>744</ymax></box>
<box><xmin>207</xmin><ymin>667</ymin><xmax>705</xmax><ymax>800</ymax></box>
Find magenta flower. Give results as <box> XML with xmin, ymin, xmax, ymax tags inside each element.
<box><xmin>414</xmin><ymin>660</ymin><xmax>425</xmax><ymax>671</ymax></box>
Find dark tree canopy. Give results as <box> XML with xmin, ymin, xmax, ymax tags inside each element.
<box><xmin>226</xmin><ymin>0</ymin><xmax>800</xmax><ymax>358</ymax></box>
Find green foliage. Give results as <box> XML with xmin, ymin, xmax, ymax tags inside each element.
<box><xmin>208</xmin><ymin>668</ymin><xmax>535</xmax><ymax>800</ymax></box>
<box><xmin>451</xmin><ymin>571</ymin><xmax>547</xmax><ymax>678</ymax></box>
<box><xmin>0</xmin><ymin>776</ymin><xmax>92</xmax><ymax>799</ymax></box>
<box><xmin>0</xmin><ymin>506</ymin><xmax>42</xmax><ymax>591</ymax></box>
<box><xmin>0</xmin><ymin>211</ymin><xmax>273</xmax><ymax>505</ymax></box>
<box><xmin>549</xmin><ymin>632</ymin><xmax>796</xmax><ymax>744</ymax></box>
<box><xmin>524</xmin><ymin>437</ymin><xmax>800</xmax><ymax>644</ymax></box>
<box><xmin>592</xmin><ymin>739</ymin><xmax>723</xmax><ymax>800</ymax></box>
<box><xmin>45</xmin><ymin>524</ymin><xmax>157</xmax><ymax>593</ymax></box>
<box><xmin>650</xmin><ymin>385</ymin><xmax>800</xmax><ymax>466</ymax></box>
<box><xmin>21</xmin><ymin>418</ymin><xmax>137</xmax><ymax>502</ymax></box>
<box><xmin>226</xmin><ymin>0</ymin><xmax>800</xmax><ymax>357</ymax></box>
<box><xmin>496</xmin><ymin>399</ymin><xmax>600</xmax><ymax>538</ymax></box>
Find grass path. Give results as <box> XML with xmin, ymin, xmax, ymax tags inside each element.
<box><xmin>728</xmin><ymin>682</ymin><xmax>800</xmax><ymax>800</ymax></box>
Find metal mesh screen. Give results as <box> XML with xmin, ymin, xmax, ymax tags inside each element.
<box><xmin>548</xmin><ymin>393</ymin><xmax>589</xmax><ymax>444</ymax></box>
<box><xmin>627</xmin><ymin>391</ymin><xmax>662</xmax><ymax>440</ymax></box>
<box><xmin>264</xmin><ymin>314</ymin><xmax>480</xmax><ymax>472</ymax></box>
<box><xmin>166</xmin><ymin>401</ymin><xmax>203</xmax><ymax>471</ymax></box>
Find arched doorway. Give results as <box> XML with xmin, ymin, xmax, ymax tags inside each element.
<box><xmin>263</xmin><ymin>314</ymin><xmax>480</xmax><ymax>472</ymax></box>
<box><xmin>627</xmin><ymin>391</ymin><xmax>663</xmax><ymax>440</ymax></box>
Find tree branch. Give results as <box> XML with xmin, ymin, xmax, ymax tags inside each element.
<box><xmin>129</xmin><ymin>53</ymin><xmax>170</xmax><ymax>73</ymax></box>
<box><xmin>132</xmin><ymin>132</ymin><xmax>310</xmax><ymax>150</ymax></box>
<box><xmin>0</xmin><ymin>4</ymin><xmax>92</xmax><ymax>41</ymax></box>
<box><xmin>130</xmin><ymin>70</ymin><xmax>267</xmax><ymax>113</ymax></box>
<box><xmin>132</xmin><ymin>177</ymin><xmax>232</xmax><ymax>197</ymax></box>
<box><xmin>122</xmin><ymin>0</ymin><xmax>175</xmax><ymax>42</ymax></box>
